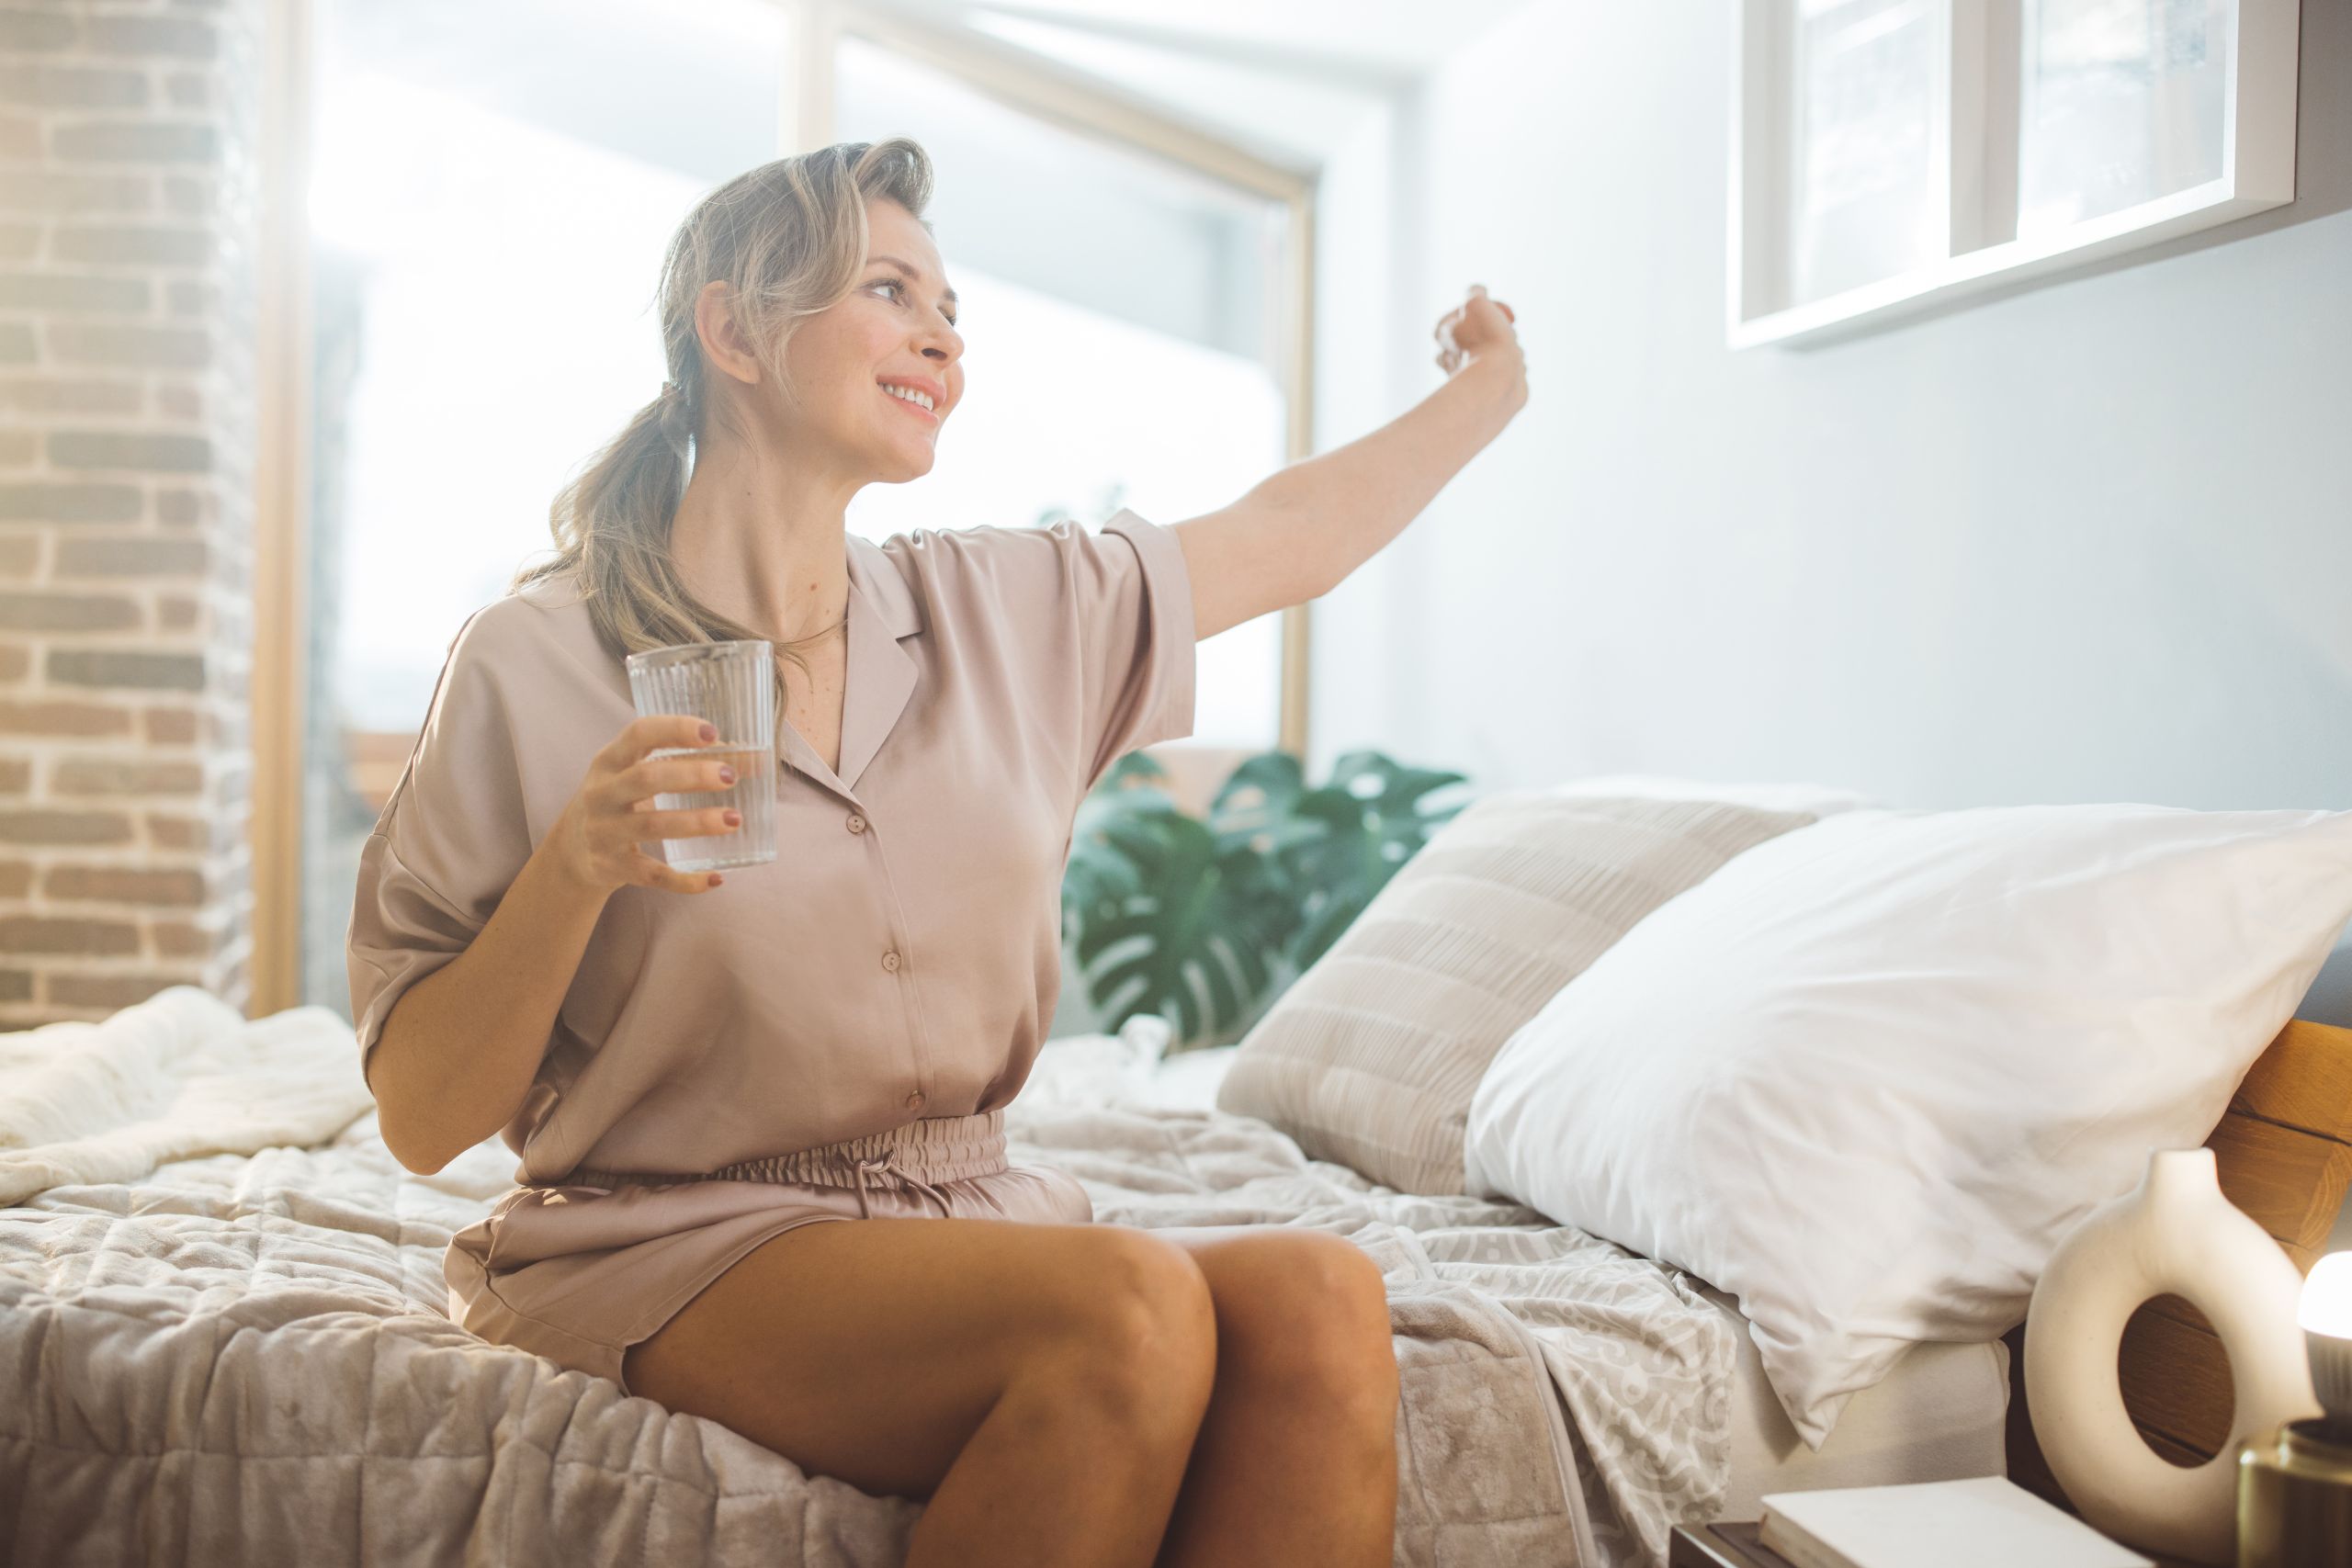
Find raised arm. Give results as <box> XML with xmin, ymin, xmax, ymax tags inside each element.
<box><xmin>1167</xmin><ymin>285</ymin><xmax>1527</xmax><ymax>641</ymax></box>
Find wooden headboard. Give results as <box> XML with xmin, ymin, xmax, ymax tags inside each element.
<box><xmin>2005</xmin><ymin>1015</ymin><xmax>2352</xmax><ymax>1501</ymax></box>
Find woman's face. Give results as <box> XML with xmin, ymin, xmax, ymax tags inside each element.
<box><xmin>784</xmin><ymin>198</ymin><xmax>964</xmax><ymax>483</ymax></box>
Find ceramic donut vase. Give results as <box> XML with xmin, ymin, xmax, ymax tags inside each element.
<box><xmin>2025</xmin><ymin>1147</ymin><xmax>2319</xmax><ymax>1564</ymax></box>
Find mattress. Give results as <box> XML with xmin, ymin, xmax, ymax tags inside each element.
<box><xmin>1697</xmin><ymin>1282</ymin><xmax>2010</xmax><ymax>1519</ymax></box>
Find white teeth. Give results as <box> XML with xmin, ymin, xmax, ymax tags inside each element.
<box><xmin>881</xmin><ymin>383</ymin><xmax>934</xmax><ymax>411</ymax></box>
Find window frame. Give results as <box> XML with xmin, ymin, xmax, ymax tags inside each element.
<box><xmin>1727</xmin><ymin>0</ymin><xmax>2301</xmax><ymax>349</ymax></box>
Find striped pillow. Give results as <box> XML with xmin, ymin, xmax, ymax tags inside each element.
<box><xmin>1214</xmin><ymin>793</ymin><xmax>1816</xmax><ymax>1194</ymax></box>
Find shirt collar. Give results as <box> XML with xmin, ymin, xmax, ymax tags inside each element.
<box><xmin>845</xmin><ymin>532</ymin><xmax>924</xmax><ymax>640</ymax></box>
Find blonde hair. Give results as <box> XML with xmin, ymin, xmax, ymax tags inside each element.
<box><xmin>512</xmin><ymin>137</ymin><xmax>937</xmax><ymax>762</ymax></box>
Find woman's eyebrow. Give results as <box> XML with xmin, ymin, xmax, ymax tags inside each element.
<box><xmin>867</xmin><ymin>254</ymin><xmax>959</xmax><ymax>309</ymax></box>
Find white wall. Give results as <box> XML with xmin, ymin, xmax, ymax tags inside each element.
<box><xmin>1306</xmin><ymin>0</ymin><xmax>2352</xmax><ymax>1019</ymax></box>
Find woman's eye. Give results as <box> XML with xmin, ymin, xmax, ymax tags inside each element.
<box><xmin>876</xmin><ymin>276</ymin><xmax>956</xmax><ymax>329</ymax></box>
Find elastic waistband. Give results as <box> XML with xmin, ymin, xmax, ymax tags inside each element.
<box><xmin>567</xmin><ymin>1108</ymin><xmax>1008</xmax><ymax>1190</ymax></box>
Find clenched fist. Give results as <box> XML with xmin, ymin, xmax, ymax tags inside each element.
<box><xmin>1433</xmin><ymin>284</ymin><xmax>1526</xmax><ymax>409</ymax></box>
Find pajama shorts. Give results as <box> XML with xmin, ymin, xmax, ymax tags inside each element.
<box><xmin>441</xmin><ymin>1108</ymin><xmax>1092</xmax><ymax>1397</ymax></box>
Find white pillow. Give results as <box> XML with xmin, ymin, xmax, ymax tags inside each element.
<box><xmin>1463</xmin><ymin>804</ymin><xmax>2352</xmax><ymax>1450</ymax></box>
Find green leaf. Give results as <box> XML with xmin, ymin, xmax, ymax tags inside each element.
<box><xmin>1209</xmin><ymin>750</ymin><xmax>1305</xmax><ymax>827</ymax></box>
<box><xmin>1091</xmin><ymin>951</ymin><xmax>1159</xmax><ymax>1012</ymax></box>
<box><xmin>1061</xmin><ymin>744</ymin><xmax>1476</xmax><ymax>1048</ymax></box>
<box><xmin>1196</xmin><ymin>932</ymin><xmax>1243</xmax><ymax>1025</ymax></box>
<box><xmin>1074</xmin><ymin>908</ymin><xmax>1157</xmax><ymax>968</ymax></box>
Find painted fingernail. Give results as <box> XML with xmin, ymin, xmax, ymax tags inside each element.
<box><xmin>699</xmin><ymin>722</ymin><xmax>717</xmax><ymax>741</ymax></box>
<box><xmin>723</xmin><ymin>809</ymin><xmax>741</xmax><ymax>826</ymax></box>
<box><xmin>708</xmin><ymin>873</ymin><xmax>723</xmax><ymax>886</ymax></box>
<box><xmin>718</xmin><ymin>765</ymin><xmax>736</xmax><ymax>784</ymax></box>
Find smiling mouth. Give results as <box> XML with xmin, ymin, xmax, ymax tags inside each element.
<box><xmin>880</xmin><ymin>385</ymin><xmax>938</xmax><ymax>423</ymax></box>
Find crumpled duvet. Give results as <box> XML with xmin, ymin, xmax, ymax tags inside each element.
<box><xmin>0</xmin><ymin>1036</ymin><xmax>1732</xmax><ymax>1567</ymax></box>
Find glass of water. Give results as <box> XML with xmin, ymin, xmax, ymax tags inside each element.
<box><xmin>623</xmin><ymin>638</ymin><xmax>778</xmax><ymax>873</ymax></box>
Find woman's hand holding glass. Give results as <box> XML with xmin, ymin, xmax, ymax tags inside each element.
<box><xmin>547</xmin><ymin>714</ymin><xmax>741</xmax><ymax>897</ymax></box>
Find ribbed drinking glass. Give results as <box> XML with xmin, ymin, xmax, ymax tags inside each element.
<box><xmin>623</xmin><ymin>639</ymin><xmax>777</xmax><ymax>873</ymax></box>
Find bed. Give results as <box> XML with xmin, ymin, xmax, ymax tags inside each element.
<box><xmin>1038</xmin><ymin>1032</ymin><xmax>2018</xmax><ymax>1520</ymax></box>
<box><xmin>1</xmin><ymin>993</ymin><xmax>2343</xmax><ymax>1566</ymax></box>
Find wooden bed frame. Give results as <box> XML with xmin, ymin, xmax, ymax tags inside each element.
<box><xmin>2005</xmin><ymin>1014</ymin><xmax>2352</xmax><ymax>1506</ymax></box>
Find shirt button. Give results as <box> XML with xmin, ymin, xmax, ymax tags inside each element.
<box><xmin>846</xmin><ymin>813</ymin><xmax>866</xmax><ymax>834</ymax></box>
<box><xmin>881</xmin><ymin>949</ymin><xmax>900</xmax><ymax>972</ymax></box>
<box><xmin>904</xmin><ymin>1089</ymin><xmax>925</xmax><ymax>1110</ymax></box>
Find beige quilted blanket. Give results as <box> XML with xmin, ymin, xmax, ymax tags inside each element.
<box><xmin>0</xmin><ymin>993</ymin><xmax>1733</xmax><ymax>1566</ymax></box>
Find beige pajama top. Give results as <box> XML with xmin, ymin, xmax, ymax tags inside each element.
<box><xmin>345</xmin><ymin>509</ymin><xmax>1196</xmax><ymax>1382</ymax></box>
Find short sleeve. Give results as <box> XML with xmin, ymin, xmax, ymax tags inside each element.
<box><xmin>1080</xmin><ymin>509</ymin><xmax>1197</xmax><ymax>789</ymax></box>
<box><xmin>967</xmin><ymin>507</ymin><xmax>1196</xmax><ymax>806</ymax></box>
<box><xmin>345</xmin><ymin>603</ymin><xmax>536</xmax><ymax>1091</ymax></box>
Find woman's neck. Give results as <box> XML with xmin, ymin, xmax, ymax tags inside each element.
<box><xmin>669</xmin><ymin>445</ymin><xmax>854</xmax><ymax>645</ymax></box>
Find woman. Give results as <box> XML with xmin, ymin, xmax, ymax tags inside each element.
<box><xmin>350</xmin><ymin>138</ymin><xmax>1525</xmax><ymax>1568</ymax></box>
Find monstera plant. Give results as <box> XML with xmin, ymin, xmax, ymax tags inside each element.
<box><xmin>1061</xmin><ymin>747</ymin><xmax>1472</xmax><ymax>1052</ymax></box>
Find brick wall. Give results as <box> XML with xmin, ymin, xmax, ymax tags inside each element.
<box><xmin>0</xmin><ymin>0</ymin><xmax>264</xmax><ymax>1028</ymax></box>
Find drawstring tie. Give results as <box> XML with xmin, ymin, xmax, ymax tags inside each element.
<box><xmin>854</xmin><ymin>1148</ymin><xmax>953</xmax><ymax>1220</ymax></box>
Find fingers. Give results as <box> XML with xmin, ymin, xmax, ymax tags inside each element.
<box><xmin>632</xmin><ymin>804</ymin><xmax>741</xmax><ymax>841</ymax></box>
<box><xmin>594</xmin><ymin>729</ymin><xmax>732</xmax><ymax>816</ymax></box>
<box><xmin>1467</xmin><ymin>285</ymin><xmax>1515</xmax><ymax>323</ymax></box>
<box><xmin>626</xmin><ymin>849</ymin><xmax>723</xmax><ymax>894</ymax></box>
<box><xmin>612</xmin><ymin>818</ymin><xmax>733</xmax><ymax>886</ymax></box>
<box><xmin>1432</xmin><ymin>288</ymin><xmax>1513</xmax><ymax>342</ymax></box>
<box><xmin>1430</xmin><ymin>283</ymin><xmax>1519</xmax><ymax>374</ymax></box>
<box><xmin>570</xmin><ymin>713</ymin><xmax>739</xmax><ymax>897</ymax></box>
<box><xmin>599</xmin><ymin>713</ymin><xmax>714</xmax><ymax>774</ymax></box>
<box><xmin>1434</xmin><ymin>302</ymin><xmax>1465</xmax><ymax>372</ymax></box>
<box><xmin>616</xmin><ymin>751</ymin><xmax>738</xmax><ymax>806</ymax></box>
<box><xmin>1445</xmin><ymin>284</ymin><xmax>1515</xmax><ymax>322</ymax></box>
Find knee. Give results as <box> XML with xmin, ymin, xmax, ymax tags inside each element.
<box><xmin>1259</xmin><ymin>1235</ymin><xmax>1398</xmax><ymax>1427</ymax></box>
<box><xmin>1053</xmin><ymin>1232</ymin><xmax>1218</xmax><ymax>1427</ymax></box>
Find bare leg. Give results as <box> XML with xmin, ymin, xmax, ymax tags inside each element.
<box><xmin>904</xmin><ymin>1248</ymin><xmax>1216</xmax><ymax>1568</ymax></box>
<box><xmin>1145</xmin><ymin>1225</ymin><xmax>1401</xmax><ymax>1568</ymax></box>
<box><xmin>622</xmin><ymin>1215</ymin><xmax>1219</xmax><ymax>1568</ymax></box>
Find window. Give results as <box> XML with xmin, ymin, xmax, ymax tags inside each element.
<box><xmin>1730</xmin><ymin>0</ymin><xmax>2299</xmax><ymax>346</ymax></box>
<box><xmin>298</xmin><ymin>0</ymin><xmax>792</xmax><ymax>1012</ymax></box>
<box><xmin>830</xmin><ymin>32</ymin><xmax>1298</xmax><ymax>750</ymax></box>
<box><xmin>286</xmin><ymin>0</ymin><xmax>1314</xmax><ymax>1015</ymax></box>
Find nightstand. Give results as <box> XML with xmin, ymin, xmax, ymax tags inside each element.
<box><xmin>1669</xmin><ymin>1520</ymin><xmax>2206</xmax><ymax>1568</ymax></box>
<box><xmin>1668</xmin><ymin>1524</ymin><xmax>1792</xmax><ymax>1568</ymax></box>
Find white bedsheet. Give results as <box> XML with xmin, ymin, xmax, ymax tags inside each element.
<box><xmin>1699</xmin><ymin>1284</ymin><xmax>2009</xmax><ymax>1518</ymax></box>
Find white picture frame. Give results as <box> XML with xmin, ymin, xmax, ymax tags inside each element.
<box><xmin>1728</xmin><ymin>0</ymin><xmax>2300</xmax><ymax>349</ymax></box>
